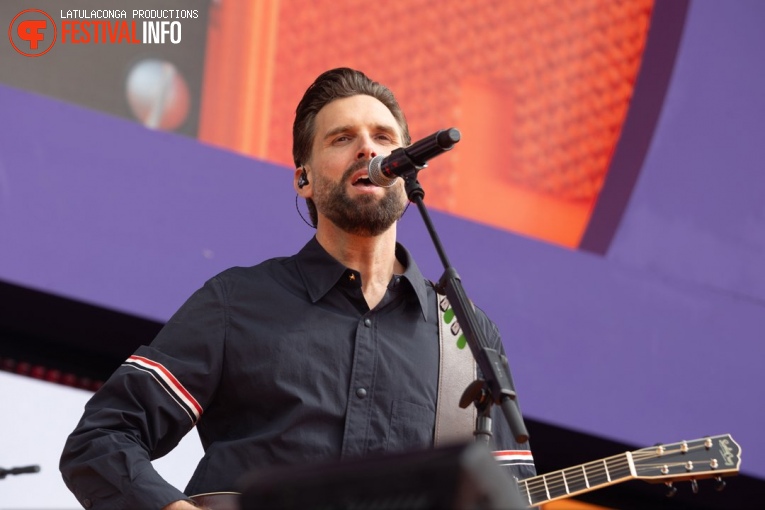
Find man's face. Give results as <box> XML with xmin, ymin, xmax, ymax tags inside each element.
<box><xmin>306</xmin><ymin>95</ymin><xmax>408</xmax><ymax>236</ymax></box>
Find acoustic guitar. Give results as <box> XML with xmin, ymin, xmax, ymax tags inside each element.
<box><xmin>191</xmin><ymin>434</ymin><xmax>741</xmax><ymax>509</ymax></box>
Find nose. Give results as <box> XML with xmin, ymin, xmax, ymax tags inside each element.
<box><xmin>356</xmin><ymin>134</ymin><xmax>377</xmax><ymax>160</ymax></box>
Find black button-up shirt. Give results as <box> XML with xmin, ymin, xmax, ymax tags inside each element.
<box><xmin>60</xmin><ymin>237</ymin><xmax>534</xmax><ymax>509</ymax></box>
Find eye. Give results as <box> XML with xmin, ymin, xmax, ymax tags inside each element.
<box><xmin>332</xmin><ymin>135</ymin><xmax>352</xmax><ymax>144</ymax></box>
<box><xmin>375</xmin><ymin>133</ymin><xmax>395</xmax><ymax>143</ymax></box>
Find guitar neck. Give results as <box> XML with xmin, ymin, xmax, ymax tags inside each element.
<box><xmin>515</xmin><ymin>434</ymin><xmax>741</xmax><ymax>506</ymax></box>
<box><xmin>517</xmin><ymin>452</ymin><xmax>634</xmax><ymax>506</ymax></box>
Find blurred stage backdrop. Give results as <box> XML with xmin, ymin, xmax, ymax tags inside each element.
<box><xmin>1</xmin><ymin>0</ymin><xmax>763</xmax><ymax>508</ymax></box>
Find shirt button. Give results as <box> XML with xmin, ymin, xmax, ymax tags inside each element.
<box><xmin>363</xmin><ymin>318</ymin><xmax>372</xmax><ymax>327</ymax></box>
<box><xmin>82</xmin><ymin>499</ymin><xmax>92</xmax><ymax>509</ymax></box>
<box><xmin>356</xmin><ymin>387</ymin><xmax>367</xmax><ymax>398</ymax></box>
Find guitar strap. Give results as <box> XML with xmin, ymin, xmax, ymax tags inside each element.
<box><xmin>434</xmin><ymin>295</ymin><xmax>477</xmax><ymax>446</ymax></box>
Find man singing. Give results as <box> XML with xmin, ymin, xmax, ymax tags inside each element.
<box><xmin>60</xmin><ymin>67</ymin><xmax>535</xmax><ymax>509</ymax></box>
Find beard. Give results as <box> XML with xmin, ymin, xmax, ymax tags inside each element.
<box><xmin>313</xmin><ymin>160</ymin><xmax>407</xmax><ymax>237</ymax></box>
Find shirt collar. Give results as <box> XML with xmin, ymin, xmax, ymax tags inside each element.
<box><xmin>295</xmin><ymin>237</ymin><xmax>431</xmax><ymax>321</ymax></box>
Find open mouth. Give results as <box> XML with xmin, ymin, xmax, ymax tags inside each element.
<box><xmin>352</xmin><ymin>175</ymin><xmax>375</xmax><ymax>187</ymax></box>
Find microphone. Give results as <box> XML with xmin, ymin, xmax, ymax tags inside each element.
<box><xmin>368</xmin><ymin>128</ymin><xmax>460</xmax><ymax>187</ymax></box>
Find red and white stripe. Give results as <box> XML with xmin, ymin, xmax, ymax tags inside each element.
<box><xmin>493</xmin><ymin>449</ymin><xmax>535</xmax><ymax>465</ymax></box>
<box><xmin>124</xmin><ymin>355</ymin><xmax>203</xmax><ymax>423</ymax></box>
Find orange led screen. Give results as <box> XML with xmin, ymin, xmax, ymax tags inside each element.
<box><xmin>199</xmin><ymin>0</ymin><xmax>654</xmax><ymax>249</ymax></box>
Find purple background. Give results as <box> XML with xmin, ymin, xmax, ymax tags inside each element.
<box><xmin>1</xmin><ymin>1</ymin><xmax>763</xmax><ymax>479</ymax></box>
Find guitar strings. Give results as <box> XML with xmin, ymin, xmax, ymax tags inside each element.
<box><xmin>519</xmin><ymin>452</ymin><xmax>633</xmax><ymax>501</ymax></box>
<box><xmin>517</xmin><ymin>441</ymin><xmax>717</xmax><ymax>502</ymax></box>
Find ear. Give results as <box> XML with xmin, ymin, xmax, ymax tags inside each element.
<box><xmin>294</xmin><ymin>167</ymin><xmax>312</xmax><ymax>197</ymax></box>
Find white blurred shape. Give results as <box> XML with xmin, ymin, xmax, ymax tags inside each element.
<box><xmin>126</xmin><ymin>59</ymin><xmax>190</xmax><ymax>131</ymax></box>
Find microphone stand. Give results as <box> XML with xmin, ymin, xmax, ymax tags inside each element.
<box><xmin>0</xmin><ymin>464</ymin><xmax>40</xmax><ymax>480</ymax></box>
<box><xmin>401</xmin><ymin>167</ymin><xmax>529</xmax><ymax>446</ymax></box>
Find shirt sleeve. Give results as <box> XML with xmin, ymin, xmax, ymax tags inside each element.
<box><xmin>59</xmin><ymin>277</ymin><xmax>227</xmax><ymax>510</ymax></box>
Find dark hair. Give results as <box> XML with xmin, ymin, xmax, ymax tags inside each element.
<box><xmin>292</xmin><ymin>68</ymin><xmax>411</xmax><ymax>226</ymax></box>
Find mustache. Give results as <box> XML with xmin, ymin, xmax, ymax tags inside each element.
<box><xmin>341</xmin><ymin>159</ymin><xmax>372</xmax><ymax>183</ymax></box>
